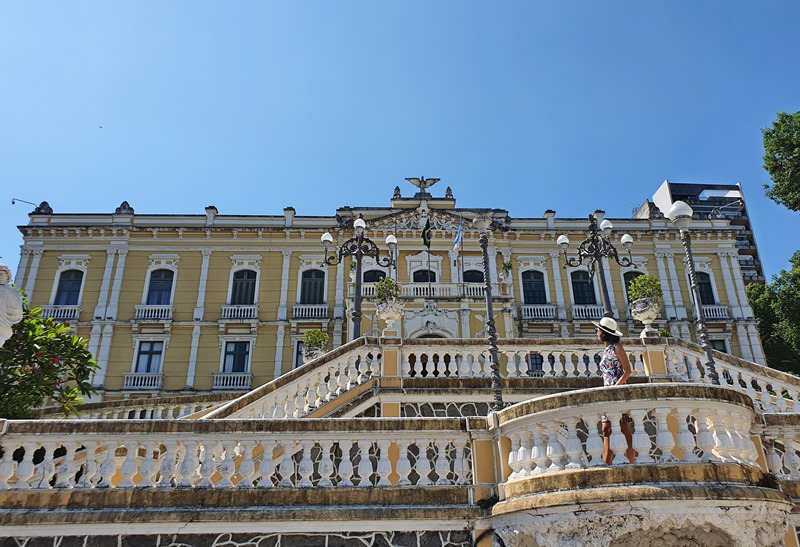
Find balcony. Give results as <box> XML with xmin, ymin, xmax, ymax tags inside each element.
<box><xmin>570</xmin><ymin>304</ymin><xmax>604</xmax><ymax>320</ymax></box>
<box><xmin>356</xmin><ymin>282</ymin><xmax>505</xmax><ymax>299</ymax></box>
<box><xmin>39</xmin><ymin>305</ymin><xmax>81</xmax><ymax>322</ymax></box>
<box><xmin>134</xmin><ymin>304</ymin><xmax>173</xmax><ymax>321</ymax></box>
<box><xmin>220</xmin><ymin>304</ymin><xmax>259</xmax><ymax>320</ymax></box>
<box><xmin>212</xmin><ymin>372</ymin><xmax>253</xmax><ymax>390</ymax></box>
<box><xmin>521</xmin><ymin>304</ymin><xmax>556</xmax><ymax>321</ymax></box>
<box><xmin>701</xmin><ymin>305</ymin><xmax>730</xmax><ymax>320</ymax></box>
<box><xmin>122</xmin><ymin>372</ymin><xmax>163</xmax><ymax>390</ymax></box>
<box><xmin>292</xmin><ymin>304</ymin><xmax>329</xmax><ymax>320</ymax></box>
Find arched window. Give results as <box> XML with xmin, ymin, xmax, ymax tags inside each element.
<box><xmin>522</xmin><ymin>271</ymin><xmax>547</xmax><ymax>305</ymax></box>
<box><xmin>363</xmin><ymin>270</ymin><xmax>386</xmax><ymax>283</ymax></box>
<box><xmin>146</xmin><ymin>269</ymin><xmax>174</xmax><ymax>305</ymax></box>
<box><xmin>54</xmin><ymin>270</ymin><xmax>84</xmax><ymax>306</ymax></box>
<box><xmin>231</xmin><ymin>269</ymin><xmax>257</xmax><ymax>305</ymax></box>
<box><xmin>623</xmin><ymin>271</ymin><xmax>643</xmax><ymax>302</ymax></box>
<box><xmin>300</xmin><ymin>269</ymin><xmax>325</xmax><ymax>305</ymax></box>
<box><xmin>413</xmin><ymin>270</ymin><xmax>436</xmax><ymax>283</ymax></box>
<box><xmin>570</xmin><ymin>271</ymin><xmax>596</xmax><ymax>305</ymax></box>
<box><xmin>697</xmin><ymin>272</ymin><xmax>716</xmax><ymax>305</ymax></box>
<box><xmin>463</xmin><ymin>270</ymin><xmax>484</xmax><ymax>283</ymax></box>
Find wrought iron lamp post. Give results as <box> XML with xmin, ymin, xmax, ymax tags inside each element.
<box><xmin>557</xmin><ymin>214</ymin><xmax>634</xmax><ymax>319</ymax></box>
<box><xmin>473</xmin><ymin>214</ymin><xmax>504</xmax><ymax>411</ymax></box>
<box><xmin>321</xmin><ymin>218</ymin><xmax>397</xmax><ymax>340</ymax></box>
<box><xmin>666</xmin><ymin>201</ymin><xmax>720</xmax><ymax>385</ymax></box>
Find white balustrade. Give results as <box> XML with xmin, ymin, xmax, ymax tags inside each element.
<box><xmin>355</xmin><ymin>282</ymin><xmax>501</xmax><ymax>299</ymax></box>
<box><xmin>122</xmin><ymin>373</ymin><xmax>163</xmax><ymax>390</ymax></box>
<box><xmin>498</xmin><ymin>384</ymin><xmax>758</xmax><ymax>484</ymax></box>
<box><xmin>0</xmin><ymin>421</ymin><xmax>472</xmax><ymax>491</ymax></box>
<box><xmin>701</xmin><ymin>305</ymin><xmax>730</xmax><ymax>320</ymax></box>
<box><xmin>134</xmin><ymin>304</ymin><xmax>173</xmax><ymax>321</ymax></box>
<box><xmin>521</xmin><ymin>305</ymin><xmax>556</xmax><ymax>321</ymax></box>
<box><xmin>212</xmin><ymin>372</ymin><xmax>253</xmax><ymax>390</ymax></box>
<box><xmin>39</xmin><ymin>305</ymin><xmax>81</xmax><ymax>321</ymax></box>
<box><xmin>570</xmin><ymin>305</ymin><xmax>604</xmax><ymax>320</ymax></box>
<box><xmin>220</xmin><ymin>304</ymin><xmax>259</xmax><ymax>320</ymax></box>
<box><xmin>291</xmin><ymin>304</ymin><xmax>329</xmax><ymax>319</ymax></box>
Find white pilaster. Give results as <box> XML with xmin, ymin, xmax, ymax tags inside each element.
<box><xmin>334</xmin><ymin>260</ymin><xmax>345</xmax><ymax>319</ymax></box>
<box><xmin>727</xmin><ymin>253</ymin><xmax>754</xmax><ymax>318</ymax></box>
<box><xmin>665</xmin><ymin>252</ymin><xmax>687</xmax><ymax>320</ymax></box>
<box><xmin>333</xmin><ymin>319</ymin><xmax>343</xmax><ymax>347</ymax></box>
<box><xmin>277</xmin><ymin>250</ymin><xmax>292</xmax><ymax>321</ymax></box>
<box><xmin>23</xmin><ymin>248</ymin><xmax>43</xmax><ymax>298</ymax></box>
<box><xmin>95</xmin><ymin>323</ymin><xmax>114</xmax><ymax>387</ymax></box>
<box><xmin>93</xmin><ymin>250</ymin><xmax>117</xmax><ymax>320</ymax></box>
<box><xmin>654</xmin><ymin>252</ymin><xmax>676</xmax><ymax>319</ymax></box>
<box><xmin>488</xmin><ymin>245</ymin><xmax>498</xmax><ymax>284</ymax></box>
<box><xmin>193</xmin><ymin>250</ymin><xmax>212</xmax><ymax>320</ymax></box>
<box><xmin>735</xmin><ymin>323</ymin><xmax>754</xmax><ymax>362</ymax></box>
<box><xmin>548</xmin><ymin>252</ymin><xmax>566</xmax><ymax>320</ymax></box>
<box><xmin>186</xmin><ymin>324</ymin><xmax>201</xmax><ymax>389</ymax></box>
<box><xmin>105</xmin><ymin>249</ymin><xmax>128</xmax><ymax>320</ymax></box>
<box><xmin>460</xmin><ymin>305</ymin><xmax>471</xmax><ymax>337</ymax></box>
<box><xmin>274</xmin><ymin>324</ymin><xmax>286</xmax><ymax>378</ymax></box>
<box><xmin>449</xmin><ymin>249</ymin><xmax>459</xmax><ymax>283</ymax></box>
<box><xmin>87</xmin><ymin>323</ymin><xmax>103</xmax><ymax>383</ymax></box>
<box><xmin>717</xmin><ymin>251</ymin><xmax>742</xmax><ymax>319</ymax></box>
<box><xmin>14</xmin><ymin>249</ymin><xmax>30</xmax><ymax>288</ymax></box>
<box><xmin>747</xmin><ymin>323</ymin><xmax>765</xmax><ymax>364</ymax></box>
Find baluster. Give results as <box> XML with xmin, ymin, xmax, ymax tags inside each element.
<box><xmin>432</xmin><ymin>354</ymin><xmax>443</xmax><ymax>377</ymax></box>
<box><xmin>297</xmin><ymin>439</ymin><xmax>314</xmax><ymax>487</ymax></box>
<box><xmin>765</xmin><ymin>439</ymin><xmax>783</xmax><ymax>475</ymax></box>
<box><xmin>507</xmin><ymin>433</ymin><xmax>520</xmax><ymax>481</ymax></box>
<box><xmin>456</xmin><ymin>438</ymin><xmax>471</xmax><ymax>485</ymax></box>
<box><xmin>36</xmin><ymin>441</ymin><xmax>58</xmax><ymax>489</ymax></box>
<box><xmin>336</xmin><ymin>362</ymin><xmax>349</xmax><ymax>395</ymax></box>
<box><xmin>705</xmin><ymin>409</ymin><xmax>733</xmax><ymax>463</ymax></box>
<box><xmin>457</xmin><ymin>353</ymin><xmax>470</xmax><ymax>377</ymax></box>
<box><xmin>629</xmin><ymin>410</ymin><xmax>653</xmax><ymax>464</ymax></box>
<box><xmin>76</xmin><ymin>441</ymin><xmax>99</xmax><ymax>488</ymax></box>
<box><xmin>338</xmin><ymin>440</ymin><xmax>354</xmax><ymax>487</ymax></box>
<box><xmin>356</xmin><ymin>440</ymin><xmax>373</xmax><ymax>487</ymax></box>
<box><xmin>137</xmin><ymin>441</ymin><xmax>159</xmax><ymax>488</ymax></box>
<box><xmin>508</xmin><ymin>351</ymin><xmax>522</xmax><ymax>378</ymax></box>
<box><xmin>719</xmin><ymin>410</ymin><xmax>745</xmax><ymax>463</ymax></box>
<box><xmin>282</xmin><ymin>390</ymin><xmax>296</xmax><ymax>420</ymax></box>
<box><xmin>277</xmin><ymin>442</ymin><xmax>296</xmax><ymax>487</ymax></box>
<box><xmin>783</xmin><ymin>432</ymin><xmax>800</xmax><ymax>479</ymax></box>
<box><xmin>653</xmin><ymin>408</ymin><xmax>676</xmax><ymax>463</ymax></box>
<box><xmin>607</xmin><ymin>411</ymin><xmax>629</xmax><ymax>466</ymax></box>
<box><xmin>530</xmin><ymin>425</ymin><xmax>550</xmax><ymax>474</ymax></box>
<box><xmin>176</xmin><ymin>440</ymin><xmax>199</xmax><ymax>487</ymax></box>
<box><xmin>582</xmin><ymin>413</ymin><xmax>604</xmax><ymax>467</ymax></box>
<box><xmin>273</xmin><ymin>392</ymin><xmax>289</xmax><ymax>419</ymax></box>
<box><xmin>52</xmin><ymin>441</ymin><xmax>79</xmax><ymax>488</ymax></box>
<box><xmin>434</xmin><ymin>439</ymin><xmax>450</xmax><ymax>485</ymax></box>
<box><xmin>773</xmin><ymin>384</ymin><xmax>788</xmax><ymax>413</ymax></box>
<box><xmin>415</xmin><ymin>439</ymin><xmax>433</xmax><ymax>486</ymax></box>
<box><xmin>13</xmin><ymin>441</ymin><xmax>37</xmax><ymax>490</ymax></box>
<box><xmin>675</xmin><ymin>407</ymin><xmax>701</xmax><ymax>463</ymax></box>
<box><xmin>545</xmin><ymin>423</ymin><xmax>566</xmax><ymax>472</ymax></box>
<box><xmin>311</xmin><ymin>372</ymin><xmax>325</xmax><ymax>409</ymax></box>
<box><xmin>512</xmin><ymin>430</ymin><xmax>530</xmax><ymax>478</ymax></box>
<box><xmin>256</xmin><ymin>440</ymin><xmax>277</xmax><ymax>488</ymax></box>
<box><xmin>575</xmin><ymin>353</ymin><xmax>589</xmax><ymax>377</ymax></box>
<box><xmin>551</xmin><ymin>352</ymin><xmax>565</xmax><ymax>377</ymax></box>
<box><xmin>324</xmin><ymin>367</ymin><xmax>338</xmax><ymax>401</ymax></box>
<box><xmin>293</xmin><ymin>387</ymin><xmax>306</xmax><ymax>419</ymax></box>
<box><xmin>157</xmin><ymin>440</ymin><xmax>179</xmax><ymax>488</ymax></box>
<box><xmin>732</xmin><ymin>414</ymin><xmax>758</xmax><ymax>465</ymax></box>
<box><xmin>694</xmin><ymin>412</ymin><xmax>718</xmax><ymax>462</ymax></box>
<box><xmin>369</xmin><ymin>351</ymin><xmax>381</xmax><ymax>378</ymax></box>
<box><xmin>401</xmin><ymin>354</ymin><xmax>412</xmax><ymax>378</ymax></box>
<box><xmin>317</xmin><ymin>439</ymin><xmax>334</xmax><ymax>487</ymax></box>
<box><xmin>117</xmin><ymin>442</ymin><xmax>139</xmax><ymax>488</ymax></box>
<box><xmin>395</xmin><ymin>439</ymin><xmax>412</xmax><ymax>486</ymax></box>
<box><xmin>213</xmin><ymin>440</ymin><xmax>235</xmax><ymax>488</ymax></box>
<box><xmin>357</xmin><ymin>354</ymin><xmax>370</xmax><ymax>383</ymax></box>
<box><xmin>741</xmin><ymin>373</ymin><xmax>760</xmax><ymax>408</ymax></box>
<box><xmin>196</xmin><ymin>440</ymin><xmax>217</xmax><ymax>488</ymax></box>
<box><xmin>563</xmin><ymin>417</ymin><xmax>584</xmax><ymax>470</ymax></box>
<box><xmin>376</xmin><ymin>439</ymin><xmax>393</xmax><ymax>486</ymax></box>
<box><xmin>237</xmin><ymin>440</ymin><xmax>257</xmax><ymax>488</ymax></box>
<box><xmin>95</xmin><ymin>442</ymin><xmax>119</xmax><ymax>488</ymax></box>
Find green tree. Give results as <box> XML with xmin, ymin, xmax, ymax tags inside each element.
<box><xmin>762</xmin><ymin>111</ymin><xmax>800</xmax><ymax>211</ymax></box>
<box><xmin>0</xmin><ymin>301</ymin><xmax>98</xmax><ymax>419</ymax></box>
<box><xmin>747</xmin><ymin>250</ymin><xmax>800</xmax><ymax>374</ymax></box>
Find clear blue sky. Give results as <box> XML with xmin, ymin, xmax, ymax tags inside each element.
<box><xmin>1</xmin><ymin>2</ymin><xmax>799</xmax><ymax>279</ymax></box>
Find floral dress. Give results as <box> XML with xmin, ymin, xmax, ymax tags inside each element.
<box><xmin>599</xmin><ymin>343</ymin><xmax>624</xmax><ymax>386</ymax></box>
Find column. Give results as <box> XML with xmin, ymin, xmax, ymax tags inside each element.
<box><xmin>736</xmin><ymin>323</ymin><xmax>754</xmax><ymax>362</ymax></box>
<box><xmin>14</xmin><ymin>249</ymin><xmax>30</xmax><ymax>288</ymax></box>
<box><xmin>87</xmin><ymin>323</ymin><xmax>103</xmax><ymax>377</ymax></box>
<box><xmin>23</xmin><ymin>248</ymin><xmax>43</xmax><ymax>298</ymax></box>
<box><xmin>747</xmin><ymin>324</ymin><xmax>765</xmax><ymax>363</ymax></box>
<box><xmin>549</xmin><ymin>251</ymin><xmax>566</xmax><ymax>320</ymax></box>
<box><xmin>93</xmin><ymin>250</ymin><xmax>117</xmax><ymax>320</ymax></box>
<box><xmin>94</xmin><ymin>323</ymin><xmax>115</xmax><ymax>387</ymax></box>
<box><xmin>185</xmin><ymin>324</ymin><xmax>201</xmax><ymax>389</ymax></box>
<box><xmin>654</xmin><ymin>252</ymin><xmax>676</xmax><ymax>319</ymax></box>
<box><xmin>665</xmin><ymin>252</ymin><xmax>687</xmax><ymax>320</ymax></box>
<box><xmin>488</xmin><ymin>245</ymin><xmax>498</xmax><ymax>284</ymax></box>
<box><xmin>460</xmin><ymin>306</ymin><xmax>471</xmax><ymax>337</ymax></box>
<box><xmin>193</xmin><ymin>250</ymin><xmax>212</xmax><ymax>320</ymax></box>
<box><xmin>717</xmin><ymin>251</ymin><xmax>742</xmax><ymax>319</ymax></box>
<box><xmin>332</xmin><ymin>319</ymin><xmax>344</xmax><ymax>347</ymax></box>
<box><xmin>277</xmin><ymin>250</ymin><xmax>292</xmax><ymax>321</ymax></box>
<box><xmin>727</xmin><ymin>253</ymin><xmax>753</xmax><ymax>318</ymax></box>
<box><xmin>105</xmin><ymin>249</ymin><xmax>128</xmax><ymax>320</ymax></box>
<box><xmin>334</xmin><ymin>260</ymin><xmax>345</xmax><ymax>320</ymax></box>
<box><xmin>274</xmin><ymin>324</ymin><xmax>286</xmax><ymax>378</ymax></box>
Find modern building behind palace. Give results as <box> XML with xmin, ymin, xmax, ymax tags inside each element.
<box><xmin>12</xmin><ymin>177</ymin><xmax>764</xmax><ymax>401</ymax></box>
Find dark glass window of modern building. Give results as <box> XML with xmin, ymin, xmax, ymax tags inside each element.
<box><xmin>463</xmin><ymin>270</ymin><xmax>484</xmax><ymax>283</ymax></box>
<box><xmin>413</xmin><ymin>270</ymin><xmax>437</xmax><ymax>283</ymax></box>
<box><xmin>522</xmin><ymin>271</ymin><xmax>547</xmax><ymax>305</ymax></box>
<box><xmin>224</xmin><ymin>341</ymin><xmax>250</xmax><ymax>373</ymax></box>
<box><xmin>300</xmin><ymin>269</ymin><xmax>325</xmax><ymax>305</ymax></box>
<box><xmin>363</xmin><ymin>270</ymin><xmax>386</xmax><ymax>283</ymax></box>
<box><xmin>135</xmin><ymin>341</ymin><xmax>163</xmax><ymax>373</ymax></box>
<box><xmin>696</xmin><ymin>272</ymin><xmax>716</xmax><ymax>305</ymax></box>
<box><xmin>54</xmin><ymin>270</ymin><xmax>84</xmax><ymax>306</ymax></box>
<box><xmin>231</xmin><ymin>270</ymin><xmax>257</xmax><ymax>305</ymax></box>
<box><xmin>623</xmin><ymin>271</ymin><xmax>643</xmax><ymax>301</ymax></box>
<box><xmin>146</xmin><ymin>269</ymin><xmax>174</xmax><ymax>305</ymax></box>
<box><xmin>571</xmin><ymin>271</ymin><xmax>596</xmax><ymax>305</ymax></box>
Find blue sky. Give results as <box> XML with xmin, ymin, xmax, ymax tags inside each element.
<box><xmin>1</xmin><ymin>2</ymin><xmax>799</xmax><ymax>279</ymax></box>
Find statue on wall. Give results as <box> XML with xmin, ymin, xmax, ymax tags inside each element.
<box><xmin>0</xmin><ymin>264</ymin><xmax>23</xmax><ymax>348</ymax></box>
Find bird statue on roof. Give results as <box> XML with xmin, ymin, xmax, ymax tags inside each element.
<box><xmin>405</xmin><ymin>177</ymin><xmax>440</xmax><ymax>192</ymax></box>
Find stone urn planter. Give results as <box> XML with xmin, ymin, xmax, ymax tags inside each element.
<box><xmin>630</xmin><ymin>297</ymin><xmax>660</xmax><ymax>339</ymax></box>
<box><xmin>376</xmin><ymin>298</ymin><xmax>405</xmax><ymax>334</ymax></box>
<box><xmin>301</xmin><ymin>328</ymin><xmax>329</xmax><ymax>364</ymax></box>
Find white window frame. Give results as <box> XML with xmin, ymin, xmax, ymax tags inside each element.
<box><xmin>131</xmin><ymin>334</ymin><xmax>170</xmax><ymax>374</ymax></box>
<box><xmin>684</xmin><ymin>257</ymin><xmax>720</xmax><ymax>306</ymax></box>
<box><xmin>218</xmin><ymin>334</ymin><xmax>256</xmax><ymax>373</ymax></box>
<box><xmin>49</xmin><ymin>254</ymin><xmax>90</xmax><ymax>306</ymax></box>
<box><xmin>140</xmin><ymin>254</ymin><xmax>179</xmax><ymax>305</ymax></box>
<box><xmin>519</xmin><ymin>268</ymin><xmax>551</xmax><ymax>305</ymax></box>
<box><xmin>405</xmin><ymin>251</ymin><xmax>442</xmax><ymax>282</ymax></box>
<box><xmin>566</xmin><ymin>266</ymin><xmax>600</xmax><ymax>306</ymax></box>
<box><xmin>296</xmin><ymin>255</ymin><xmax>328</xmax><ymax>305</ymax></box>
<box><xmin>359</xmin><ymin>256</ymin><xmax>389</xmax><ymax>283</ymax></box>
<box><xmin>227</xmin><ymin>255</ymin><xmax>262</xmax><ymax>305</ymax></box>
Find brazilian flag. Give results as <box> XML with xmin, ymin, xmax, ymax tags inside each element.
<box><xmin>421</xmin><ymin>218</ymin><xmax>432</xmax><ymax>249</ymax></box>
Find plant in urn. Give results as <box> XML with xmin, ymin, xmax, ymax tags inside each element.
<box><xmin>373</xmin><ymin>276</ymin><xmax>404</xmax><ymax>334</ymax></box>
<box><xmin>627</xmin><ymin>274</ymin><xmax>663</xmax><ymax>339</ymax></box>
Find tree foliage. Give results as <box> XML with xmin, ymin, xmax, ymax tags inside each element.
<box><xmin>747</xmin><ymin>251</ymin><xmax>800</xmax><ymax>374</ymax></box>
<box><xmin>763</xmin><ymin>111</ymin><xmax>800</xmax><ymax>211</ymax></box>
<box><xmin>0</xmin><ymin>302</ymin><xmax>98</xmax><ymax>419</ymax></box>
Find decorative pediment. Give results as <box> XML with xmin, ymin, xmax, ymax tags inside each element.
<box><xmin>517</xmin><ymin>256</ymin><xmax>550</xmax><ymax>271</ymax></box>
<box><xmin>369</xmin><ymin>210</ymin><xmax>465</xmax><ymax>233</ymax></box>
<box><xmin>404</xmin><ymin>301</ymin><xmax>460</xmax><ymax>338</ymax></box>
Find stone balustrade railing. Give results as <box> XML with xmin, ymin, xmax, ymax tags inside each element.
<box><xmin>496</xmin><ymin>384</ymin><xmax>758</xmax><ymax>485</ymax></box>
<box><xmin>37</xmin><ymin>393</ymin><xmax>236</xmax><ymax>420</ymax></box>
<box><xmin>666</xmin><ymin>339</ymin><xmax>800</xmax><ymax>413</ymax></box>
<box><xmin>0</xmin><ymin>418</ymin><xmax>474</xmax><ymax>492</ymax></box>
<box><xmin>354</xmin><ymin>282</ymin><xmax>508</xmax><ymax>299</ymax></box>
<box><xmin>762</xmin><ymin>414</ymin><xmax>800</xmax><ymax>480</ymax></box>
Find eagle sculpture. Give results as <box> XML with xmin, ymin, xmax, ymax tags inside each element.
<box><xmin>405</xmin><ymin>177</ymin><xmax>440</xmax><ymax>192</ymax></box>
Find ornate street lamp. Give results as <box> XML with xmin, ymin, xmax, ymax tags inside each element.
<box><xmin>666</xmin><ymin>201</ymin><xmax>720</xmax><ymax>385</ymax></box>
<box><xmin>321</xmin><ymin>218</ymin><xmax>397</xmax><ymax>340</ymax></box>
<box><xmin>473</xmin><ymin>214</ymin><xmax>504</xmax><ymax>411</ymax></box>
<box><xmin>557</xmin><ymin>214</ymin><xmax>634</xmax><ymax>319</ymax></box>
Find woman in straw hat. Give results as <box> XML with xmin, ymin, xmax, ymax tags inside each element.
<box><xmin>592</xmin><ymin>317</ymin><xmax>633</xmax><ymax>464</ymax></box>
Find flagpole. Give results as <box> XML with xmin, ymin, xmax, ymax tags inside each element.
<box><xmin>427</xmin><ymin>248</ymin><xmax>432</xmax><ymax>296</ymax></box>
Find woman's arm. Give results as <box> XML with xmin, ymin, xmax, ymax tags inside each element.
<box><xmin>614</xmin><ymin>344</ymin><xmax>632</xmax><ymax>385</ymax></box>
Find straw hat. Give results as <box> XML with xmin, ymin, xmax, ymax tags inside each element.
<box><xmin>592</xmin><ymin>317</ymin><xmax>623</xmax><ymax>337</ymax></box>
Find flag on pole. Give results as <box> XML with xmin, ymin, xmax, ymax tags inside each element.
<box><xmin>421</xmin><ymin>218</ymin><xmax>432</xmax><ymax>249</ymax></box>
<box><xmin>453</xmin><ymin>217</ymin><xmax>463</xmax><ymax>256</ymax></box>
